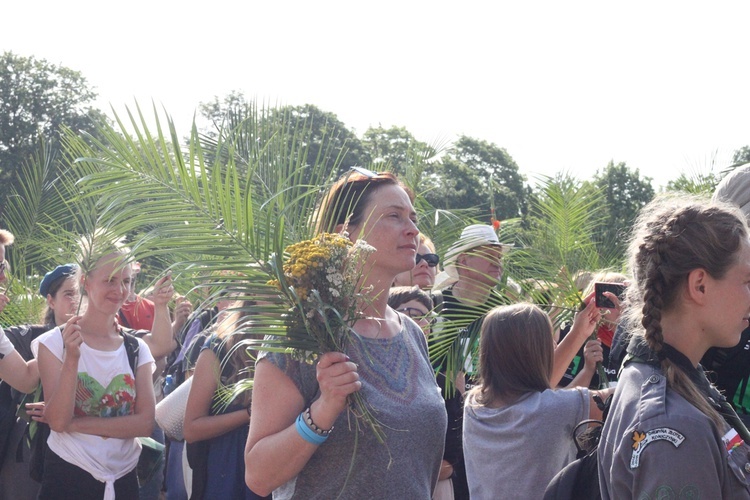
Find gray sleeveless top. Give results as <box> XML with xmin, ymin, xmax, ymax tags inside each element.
<box><xmin>261</xmin><ymin>315</ymin><xmax>447</xmax><ymax>499</ymax></box>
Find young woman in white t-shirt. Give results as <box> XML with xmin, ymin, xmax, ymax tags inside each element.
<box><xmin>34</xmin><ymin>249</ymin><xmax>165</xmax><ymax>500</ymax></box>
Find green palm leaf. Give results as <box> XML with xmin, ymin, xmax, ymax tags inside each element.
<box><xmin>55</xmin><ymin>100</ymin><xmax>353</xmax><ymax>366</ymax></box>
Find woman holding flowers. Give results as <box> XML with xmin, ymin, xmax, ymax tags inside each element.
<box><xmin>245</xmin><ymin>170</ymin><xmax>447</xmax><ymax>498</ymax></box>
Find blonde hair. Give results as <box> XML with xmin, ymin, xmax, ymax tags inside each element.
<box><xmin>0</xmin><ymin>229</ymin><xmax>14</xmax><ymax>246</ymax></box>
<box><xmin>419</xmin><ymin>233</ymin><xmax>436</xmax><ymax>253</ymax></box>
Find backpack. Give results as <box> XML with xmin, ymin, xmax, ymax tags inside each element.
<box><xmin>0</xmin><ymin>325</ymin><xmax>50</xmax><ymax>473</ymax></box>
<box><xmin>25</xmin><ymin>328</ymin><xmax>140</xmax><ymax>482</ymax></box>
<box><xmin>543</xmin><ymin>394</ymin><xmax>612</xmax><ymax>500</ymax></box>
<box><xmin>163</xmin><ymin>308</ymin><xmax>217</xmax><ymax>390</ymax></box>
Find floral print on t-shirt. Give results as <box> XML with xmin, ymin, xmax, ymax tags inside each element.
<box><xmin>74</xmin><ymin>372</ymin><xmax>136</xmax><ymax>418</ymax></box>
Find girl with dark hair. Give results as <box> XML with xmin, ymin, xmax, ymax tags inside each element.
<box><xmin>245</xmin><ymin>170</ymin><xmax>447</xmax><ymax>498</ymax></box>
<box><xmin>598</xmin><ymin>196</ymin><xmax>750</xmax><ymax>498</ymax></box>
<box><xmin>463</xmin><ymin>303</ymin><xmax>611</xmax><ymax>499</ymax></box>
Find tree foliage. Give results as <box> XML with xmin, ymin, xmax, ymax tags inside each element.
<box><xmin>424</xmin><ymin>135</ymin><xmax>527</xmax><ymax>221</ymax></box>
<box><xmin>361</xmin><ymin>125</ymin><xmax>433</xmax><ymax>176</ymax></box>
<box><xmin>0</xmin><ymin>52</ymin><xmax>107</xmax><ymax>214</ymax></box>
<box><xmin>593</xmin><ymin>161</ymin><xmax>655</xmax><ymax>258</ymax></box>
<box><xmin>665</xmin><ymin>171</ymin><xmax>722</xmax><ymax>195</ymax></box>
<box><xmin>199</xmin><ymin>94</ymin><xmax>369</xmax><ymax>179</ymax></box>
<box><xmin>733</xmin><ymin>146</ymin><xmax>750</xmax><ymax>166</ymax></box>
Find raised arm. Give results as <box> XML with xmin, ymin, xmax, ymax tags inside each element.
<box><xmin>565</xmin><ymin>338</ymin><xmax>603</xmax><ymax>389</ymax></box>
<box><xmin>552</xmin><ymin>296</ymin><xmax>601</xmax><ymax>386</ymax></box>
<box><xmin>244</xmin><ymin>352</ymin><xmax>359</xmax><ymax>497</ymax></box>
<box><xmin>140</xmin><ymin>275</ymin><xmax>176</xmax><ymax>358</ymax></box>
<box><xmin>38</xmin><ymin>318</ymin><xmax>82</xmax><ymax>432</ymax></box>
<box><xmin>171</xmin><ymin>295</ymin><xmax>193</xmax><ymax>339</ymax></box>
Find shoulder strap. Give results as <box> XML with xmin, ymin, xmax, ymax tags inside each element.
<box><xmin>119</xmin><ymin>329</ymin><xmax>140</xmax><ymax>374</ymax></box>
<box><xmin>118</xmin><ymin>310</ymin><xmax>131</xmax><ymax>329</ymax></box>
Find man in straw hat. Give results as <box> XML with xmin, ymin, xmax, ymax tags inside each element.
<box><xmin>432</xmin><ymin>223</ymin><xmax>514</xmax><ymax>375</ymax></box>
<box><xmin>433</xmin><ymin>224</ymin><xmax>510</xmax><ymax>300</ymax></box>
<box><xmin>431</xmin><ymin>224</ymin><xmax>512</xmax><ymax>500</ymax></box>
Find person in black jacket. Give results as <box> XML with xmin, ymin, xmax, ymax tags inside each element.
<box><xmin>0</xmin><ymin>262</ymin><xmax>80</xmax><ymax>500</ymax></box>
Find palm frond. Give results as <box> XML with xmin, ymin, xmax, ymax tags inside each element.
<box><xmin>0</xmin><ymin>140</ymin><xmax>76</xmax><ymax>326</ymax></box>
<box><xmin>54</xmin><ymin>100</ymin><xmax>357</xmax><ymax>364</ymax></box>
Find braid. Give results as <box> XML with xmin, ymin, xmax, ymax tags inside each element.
<box><xmin>626</xmin><ymin>196</ymin><xmax>748</xmax><ymax>431</ymax></box>
<box><xmin>637</xmin><ymin>233</ymin><xmax>669</xmax><ymax>353</ymax></box>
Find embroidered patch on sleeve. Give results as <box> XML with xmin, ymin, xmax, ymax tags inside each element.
<box><xmin>630</xmin><ymin>428</ymin><xmax>685</xmax><ymax>468</ymax></box>
<box><xmin>722</xmin><ymin>428</ymin><xmax>744</xmax><ymax>454</ymax></box>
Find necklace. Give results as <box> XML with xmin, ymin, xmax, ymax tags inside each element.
<box><xmin>358</xmin><ymin>313</ymin><xmax>402</xmax><ymax>339</ymax></box>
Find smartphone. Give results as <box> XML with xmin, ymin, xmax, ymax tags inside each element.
<box><xmin>594</xmin><ymin>282</ymin><xmax>626</xmax><ymax>309</ymax></box>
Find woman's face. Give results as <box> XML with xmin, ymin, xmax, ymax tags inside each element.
<box><xmin>347</xmin><ymin>184</ymin><xmax>419</xmax><ymax>279</ymax></box>
<box><xmin>393</xmin><ymin>242</ymin><xmax>437</xmax><ymax>288</ymax></box>
<box><xmin>705</xmin><ymin>238</ymin><xmax>750</xmax><ymax>349</ymax></box>
<box><xmin>83</xmin><ymin>253</ymin><xmax>132</xmax><ymax>316</ymax></box>
<box><xmin>48</xmin><ymin>277</ymin><xmax>79</xmax><ymax>326</ymax></box>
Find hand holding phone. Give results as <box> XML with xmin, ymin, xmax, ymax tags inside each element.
<box><xmin>594</xmin><ymin>282</ymin><xmax>626</xmax><ymax>309</ymax></box>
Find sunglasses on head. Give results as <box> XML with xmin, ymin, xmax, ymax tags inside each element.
<box><xmin>349</xmin><ymin>166</ymin><xmax>379</xmax><ymax>178</ymax></box>
<box><xmin>416</xmin><ymin>253</ymin><xmax>439</xmax><ymax>267</ymax></box>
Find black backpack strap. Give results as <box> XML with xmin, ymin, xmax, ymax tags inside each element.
<box><xmin>119</xmin><ymin>329</ymin><xmax>140</xmax><ymax>374</ymax></box>
<box><xmin>118</xmin><ymin>309</ymin><xmax>133</xmax><ymax>329</ymax></box>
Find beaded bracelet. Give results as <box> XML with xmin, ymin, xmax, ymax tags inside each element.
<box><xmin>295</xmin><ymin>413</ymin><xmax>327</xmax><ymax>445</ymax></box>
<box><xmin>303</xmin><ymin>406</ymin><xmax>333</xmax><ymax>436</ymax></box>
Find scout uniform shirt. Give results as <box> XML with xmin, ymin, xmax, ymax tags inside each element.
<box><xmin>598</xmin><ymin>341</ymin><xmax>750</xmax><ymax>499</ymax></box>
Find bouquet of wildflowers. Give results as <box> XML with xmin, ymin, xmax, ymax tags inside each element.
<box><xmin>268</xmin><ymin>232</ymin><xmax>385</xmax><ymax>441</ymax></box>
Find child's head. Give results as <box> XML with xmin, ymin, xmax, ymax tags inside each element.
<box><xmin>474</xmin><ymin>303</ymin><xmax>554</xmax><ymax>405</ymax></box>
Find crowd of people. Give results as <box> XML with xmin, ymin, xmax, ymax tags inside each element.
<box><xmin>1</xmin><ymin>163</ymin><xmax>750</xmax><ymax>499</ymax></box>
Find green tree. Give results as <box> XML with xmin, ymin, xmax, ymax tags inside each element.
<box><xmin>665</xmin><ymin>171</ymin><xmax>721</xmax><ymax>195</ymax></box>
<box><xmin>425</xmin><ymin>136</ymin><xmax>526</xmax><ymax>220</ymax></box>
<box><xmin>593</xmin><ymin>161</ymin><xmax>655</xmax><ymax>258</ymax></box>
<box><xmin>733</xmin><ymin>146</ymin><xmax>750</xmax><ymax>165</ymax></box>
<box><xmin>0</xmin><ymin>52</ymin><xmax>107</xmax><ymax>214</ymax></box>
<box><xmin>199</xmin><ymin>95</ymin><xmax>369</xmax><ymax>179</ymax></box>
<box><xmin>361</xmin><ymin>125</ymin><xmax>433</xmax><ymax>175</ymax></box>
<box><xmin>267</xmin><ymin>104</ymin><xmax>370</xmax><ymax>175</ymax></box>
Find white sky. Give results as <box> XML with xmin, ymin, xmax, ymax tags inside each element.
<box><xmin>3</xmin><ymin>1</ymin><xmax>750</xmax><ymax>189</ymax></box>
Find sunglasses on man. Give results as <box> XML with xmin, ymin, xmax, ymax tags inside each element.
<box><xmin>416</xmin><ymin>253</ymin><xmax>439</xmax><ymax>267</ymax></box>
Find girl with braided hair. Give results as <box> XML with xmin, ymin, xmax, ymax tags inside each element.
<box><xmin>598</xmin><ymin>195</ymin><xmax>750</xmax><ymax>499</ymax></box>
